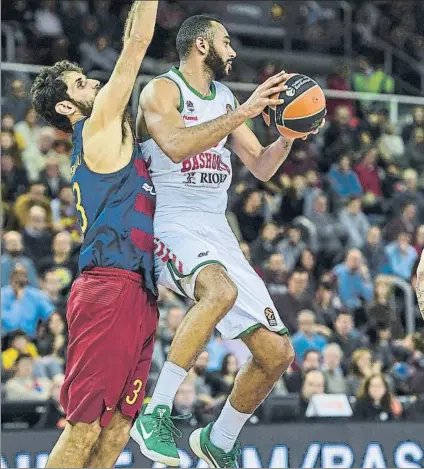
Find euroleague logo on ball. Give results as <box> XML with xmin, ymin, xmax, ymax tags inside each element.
<box><xmin>285</xmin><ymin>87</ymin><xmax>295</xmax><ymax>97</ymax></box>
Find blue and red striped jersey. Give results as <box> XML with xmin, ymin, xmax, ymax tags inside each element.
<box><xmin>70</xmin><ymin>119</ymin><xmax>156</xmax><ymax>294</ymax></box>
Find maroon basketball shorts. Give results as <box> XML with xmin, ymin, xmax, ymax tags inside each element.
<box><xmin>60</xmin><ymin>267</ymin><xmax>158</xmax><ymax>427</ymax></box>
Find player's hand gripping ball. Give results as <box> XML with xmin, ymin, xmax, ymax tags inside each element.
<box><xmin>263</xmin><ymin>73</ymin><xmax>326</xmax><ymax>139</ymax></box>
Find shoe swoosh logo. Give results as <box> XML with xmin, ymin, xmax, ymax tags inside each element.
<box><xmin>137</xmin><ymin>420</ymin><xmax>153</xmax><ymax>440</ymax></box>
<box><xmin>204</xmin><ymin>445</ymin><xmax>220</xmax><ymax>468</ymax></box>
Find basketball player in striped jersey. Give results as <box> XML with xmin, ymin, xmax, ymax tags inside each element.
<box><xmin>30</xmin><ymin>1</ymin><xmax>158</xmax><ymax>467</ymax></box>
<box><xmin>132</xmin><ymin>15</ymin><xmax>323</xmax><ymax>468</ymax></box>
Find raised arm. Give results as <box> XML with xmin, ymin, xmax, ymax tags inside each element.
<box><xmin>87</xmin><ymin>0</ymin><xmax>158</xmax><ymax>133</ymax></box>
<box><xmin>138</xmin><ymin>71</ymin><xmax>288</xmax><ymax>163</ymax></box>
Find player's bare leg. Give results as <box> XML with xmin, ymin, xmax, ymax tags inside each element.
<box><xmin>46</xmin><ymin>420</ymin><xmax>101</xmax><ymax>468</ymax></box>
<box><xmin>131</xmin><ymin>264</ymin><xmax>237</xmax><ymax>465</ymax></box>
<box><xmin>85</xmin><ymin>411</ymin><xmax>132</xmax><ymax>468</ymax></box>
<box><xmin>189</xmin><ymin>327</ymin><xmax>294</xmax><ymax>467</ymax></box>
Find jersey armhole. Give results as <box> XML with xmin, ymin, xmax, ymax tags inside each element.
<box><xmin>154</xmin><ymin>76</ymin><xmax>184</xmax><ymax>113</ymax></box>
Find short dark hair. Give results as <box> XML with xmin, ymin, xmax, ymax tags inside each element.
<box><xmin>176</xmin><ymin>14</ymin><xmax>223</xmax><ymax>60</ymax></box>
<box><xmin>31</xmin><ymin>60</ymin><xmax>83</xmax><ymax>133</ymax></box>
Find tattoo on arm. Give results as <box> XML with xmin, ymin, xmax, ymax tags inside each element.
<box><xmin>416</xmin><ymin>272</ymin><xmax>424</xmax><ymax>320</ymax></box>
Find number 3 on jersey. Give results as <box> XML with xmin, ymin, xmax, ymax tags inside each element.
<box><xmin>73</xmin><ymin>182</ymin><xmax>88</xmax><ymax>233</ymax></box>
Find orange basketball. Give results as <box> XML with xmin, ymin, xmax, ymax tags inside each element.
<box><xmin>262</xmin><ymin>74</ymin><xmax>326</xmax><ymax>139</ymax></box>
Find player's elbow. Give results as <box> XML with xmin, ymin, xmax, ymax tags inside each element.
<box><xmin>254</xmin><ymin>169</ymin><xmax>273</xmax><ymax>182</ymax></box>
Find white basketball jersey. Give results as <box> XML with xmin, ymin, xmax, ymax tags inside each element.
<box><xmin>141</xmin><ymin>67</ymin><xmax>236</xmax><ymax>218</ymax></box>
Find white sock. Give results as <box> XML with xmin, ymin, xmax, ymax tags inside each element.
<box><xmin>145</xmin><ymin>361</ymin><xmax>187</xmax><ymax>413</ymax></box>
<box><xmin>210</xmin><ymin>400</ymin><xmax>252</xmax><ymax>452</ymax></box>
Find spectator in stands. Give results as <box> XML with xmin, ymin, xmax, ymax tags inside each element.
<box><xmin>4</xmin><ymin>354</ymin><xmax>52</xmax><ymax>402</ymax></box>
<box><xmin>326</xmin><ymin>64</ymin><xmax>353</xmax><ymax>120</ymax></box>
<box><xmin>285</xmin><ymin>349</ymin><xmax>321</xmax><ymax>393</ymax></box>
<box><xmin>384</xmin><ymin>202</ymin><xmax>417</xmax><ymax>242</ymax></box>
<box><xmin>391</xmin><ymin>169</ymin><xmax>424</xmax><ymax>221</ymax></box>
<box><xmin>309</xmin><ymin>193</ymin><xmax>347</xmax><ymax>267</ymax></box>
<box><xmin>323</xmin><ymin>106</ymin><xmax>358</xmax><ymax>171</ymax></box>
<box><xmin>339</xmin><ymin>196</ymin><xmax>370</xmax><ymax>249</ymax></box>
<box><xmin>40</xmin><ymin>270</ymin><xmax>67</xmax><ymax>315</ymax></box>
<box><xmin>333</xmin><ymin>249</ymin><xmax>374</xmax><ymax>312</ymax></box>
<box><xmin>385</xmin><ymin>231</ymin><xmax>418</xmax><ymax>281</ymax></box>
<box><xmin>367</xmin><ymin>276</ymin><xmax>403</xmax><ymax>339</ymax></box>
<box><xmin>276</xmin><ymin>226</ymin><xmax>306</xmax><ymax>271</ymax></box>
<box><xmin>362</xmin><ymin>226</ymin><xmax>389</xmax><ymax>278</ymax></box>
<box><xmin>173</xmin><ymin>379</ymin><xmax>200</xmax><ymax>424</ymax></box>
<box><xmin>2</xmin><ymin>330</ymin><xmax>39</xmax><ymax>376</ymax></box>
<box><xmin>352</xmin><ymin>57</ymin><xmax>395</xmax><ymax>95</ymax></box>
<box><xmin>1</xmin><ymin>130</ymin><xmax>23</xmax><ymax>166</ymax></box>
<box><xmin>292</xmin><ymin>310</ymin><xmax>329</xmax><ymax>364</ymax></box>
<box><xmin>262</xmin><ymin>253</ymin><xmax>288</xmax><ymax>294</ymax></box>
<box><xmin>354</xmin><ymin>374</ymin><xmax>399</xmax><ymax>421</ymax></box>
<box><xmin>1</xmin><ymin>231</ymin><xmax>39</xmax><ymax>287</ymax></box>
<box><xmin>2</xmin><ymin>79</ymin><xmax>31</xmax><ymax>123</ymax></box>
<box><xmin>328</xmin><ymin>154</ymin><xmax>362</xmax><ymax>202</ymax></box>
<box><xmin>277</xmin><ymin>175</ymin><xmax>307</xmax><ymax>224</ymax></box>
<box><xmin>371</xmin><ymin>325</ymin><xmax>395</xmax><ymax>373</ymax></box>
<box><xmin>1</xmin><ymin>262</ymin><xmax>54</xmax><ymax>338</ymax></box>
<box><xmin>282</xmin><ymin>140</ymin><xmax>317</xmax><ymax>177</ymax></box>
<box><xmin>34</xmin><ymin>312</ymin><xmax>66</xmax><ymax>379</ymax></box>
<box><xmin>205</xmin><ymin>331</ymin><xmax>227</xmax><ymax>373</ymax></box>
<box><xmin>303</xmin><ymin>171</ymin><xmax>322</xmax><ymax>219</ymax></box>
<box><xmin>408</xmin><ymin>128</ymin><xmax>424</xmax><ymax>177</ymax></box>
<box><xmin>14</xmin><ymin>181</ymin><xmax>53</xmax><ymax>229</ymax></box>
<box><xmin>79</xmin><ymin>34</ymin><xmax>119</xmax><ymax>73</ymax></box>
<box><xmin>39</xmin><ymin>155</ymin><xmax>67</xmax><ymax>200</ymax></box>
<box><xmin>299</xmin><ymin>369</ymin><xmax>326</xmax><ymax>416</ymax></box>
<box><xmin>38</xmin><ymin>231</ymin><xmax>78</xmax><ymax>295</ymax></box>
<box><xmin>296</xmin><ymin>248</ymin><xmax>317</xmax><ymax>293</ymax></box>
<box><xmin>346</xmin><ymin>348</ymin><xmax>376</xmax><ymax>396</ymax></box>
<box><xmin>235</xmin><ymin>190</ymin><xmax>265</xmax><ymax>243</ymax></box>
<box><xmin>34</xmin><ymin>0</ymin><xmax>64</xmax><ymax>38</ymax></box>
<box><xmin>378</xmin><ymin>123</ymin><xmax>405</xmax><ymax>166</ymax></box>
<box><xmin>329</xmin><ymin>313</ymin><xmax>365</xmax><ymax>371</ymax></box>
<box><xmin>402</xmin><ymin>106</ymin><xmax>424</xmax><ymax>143</ymax></box>
<box><xmin>153</xmin><ymin>307</ymin><xmax>185</xmax><ymax>368</ymax></box>
<box><xmin>44</xmin><ymin>374</ymin><xmax>66</xmax><ymax>429</ymax></box>
<box><xmin>413</xmin><ymin>225</ymin><xmax>424</xmax><ymax>256</ymax></box>
<box><xmin>274</xmin><ymin>270</ymin><xmax>314</xmax><ymax>333</ymax></box>
<box><xmin>1</xmin><ymin>152</ymin><xmax>29</xmax><ymax>203</ymax></box>
<box><xmin>14</xmin><ymin>106</ymin><xmax>42</xmax><ymax>153</ymax></box>
<box><xmin>354</xmin><ymin>147</ymin><xmax>383</xmax><ymax>215</ymax></box>
<box><xmin>322</xmin><ymin>343</ymin><xmax>346</xmax><ymax>394</ymax></box>
<box><xmin>50</xmin><ymin>185</ymin><xmax>80</xmax><ymax>240</ymax></box>
<box><xmin>21</xmin><ymin>205</ymin><xmax>54</xmax><ymax>266</ymax></box>
<box><xmin>313</xmin><ymin>280</ymin><xmax>341</xmax><ymax>327</ymax></box>
<box><xmin>208</xmin><ymin>353</ymin><xmax>238</xmax><ymax>399</ymax></box>
<box><xmin>251</xmin><ymin>222</ymin><xmax>281</xmax><ymax>267</ymax></box>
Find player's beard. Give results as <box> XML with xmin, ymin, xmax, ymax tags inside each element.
<box><xmin>72</xmin><ymin>99</ymin><xmax>132</xmax><ymax>142</ymax></box>
<box><xmin>204</xmin><ymin>43</ymin><xmax>228</xmax><ymax>81</ymax></box>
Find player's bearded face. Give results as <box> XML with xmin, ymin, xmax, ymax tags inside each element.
<box><xmin>205</xmin><ymin>42</ymin><xmax>229</xmax><ymax>81</ymax></box>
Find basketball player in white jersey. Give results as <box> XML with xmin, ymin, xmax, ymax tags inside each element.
<box><xmin>131</xmin><ymin>15</ymin><xmax>322</xmax><ymax>468</ymax></box>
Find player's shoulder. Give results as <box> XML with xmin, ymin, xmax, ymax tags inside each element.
<box><xmin>141</xmin><ymin>75</ymin><xmax>181</xmax><ymax>104</ymax></box>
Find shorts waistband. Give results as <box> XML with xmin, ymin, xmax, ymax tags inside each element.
<box><xmin>81</xmin><ymin>267</ymin><xmax>142</xmax><ymax>284</ymax></box>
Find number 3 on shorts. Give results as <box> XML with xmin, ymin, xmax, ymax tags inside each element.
<box><xmin>73</xmin><ymin>182</ymin><xmax>88</xmax><ymax>233</ymax></box>
<box><xmin>126</xmin><ymin>379</ymin><xmax>143</xmax><ymax>405</ymax></box>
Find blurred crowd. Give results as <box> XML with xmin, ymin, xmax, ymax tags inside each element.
<box><xmin>2</xmin><ymin>0</ymin><xmax>424</xmax><ymax>430</ymax></box>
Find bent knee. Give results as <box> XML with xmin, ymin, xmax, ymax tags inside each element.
<box><xmin>259</xmin><ymin>335</ymin><xmax>294</xmax><ymax>378</ymax></box>
<box><xmin>68</xmin><ymin>420</ymin><xmax>102</xmax><ymax>446</ymax></box>
<box><xmin>196</xmin><ymin>265</ymin><xmax>238</xmax><ymax>313</ymax></box>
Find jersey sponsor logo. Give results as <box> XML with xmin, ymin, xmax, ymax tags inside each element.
<box><xmin>142</xmin><ymin>182</ymin><xmax>156</xmax><ymax>196</ymax></box>
<box><xmin>183</xmin><ymin>115</ymin><xmax>198</xmax><ymax>121</ymax></box>
<box><xmin>264</xmin><ymin>307</ymin><xmax>278</xmax><ymax>327</ymax></box>
<box><xmin>181</xmin><ymin>152</ymin><xmax>231</xmax><ymax>175</ymax></box>
<box><xmin>186</xmin><ymin>100</ymin><xmax>195</xmax><ymax>113</ymax></box>
<box><xmin>184</xmin><ymin>172</ymin><xmax>228</xmax><ymax>187</ymax></box>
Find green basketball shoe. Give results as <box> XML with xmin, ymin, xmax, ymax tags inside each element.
<box><xmin>189</xmin><ymin>422</ymin><xmax>241</xmax><ymax>468</ymax></box>
<box><xmin>130</xmin><ymin>404</ymin><xmax>185</xmax><ymax>466</ymax></box>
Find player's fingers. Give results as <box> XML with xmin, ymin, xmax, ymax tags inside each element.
<box><xmin>268</xmin><ymin>98</ymin><xmax>284</xmax><ymax>106</ymax></box>
<box><xmin>263</xmin><ymin>84</ymin><xmax>288</xmax><ymax>96</ymax></box>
